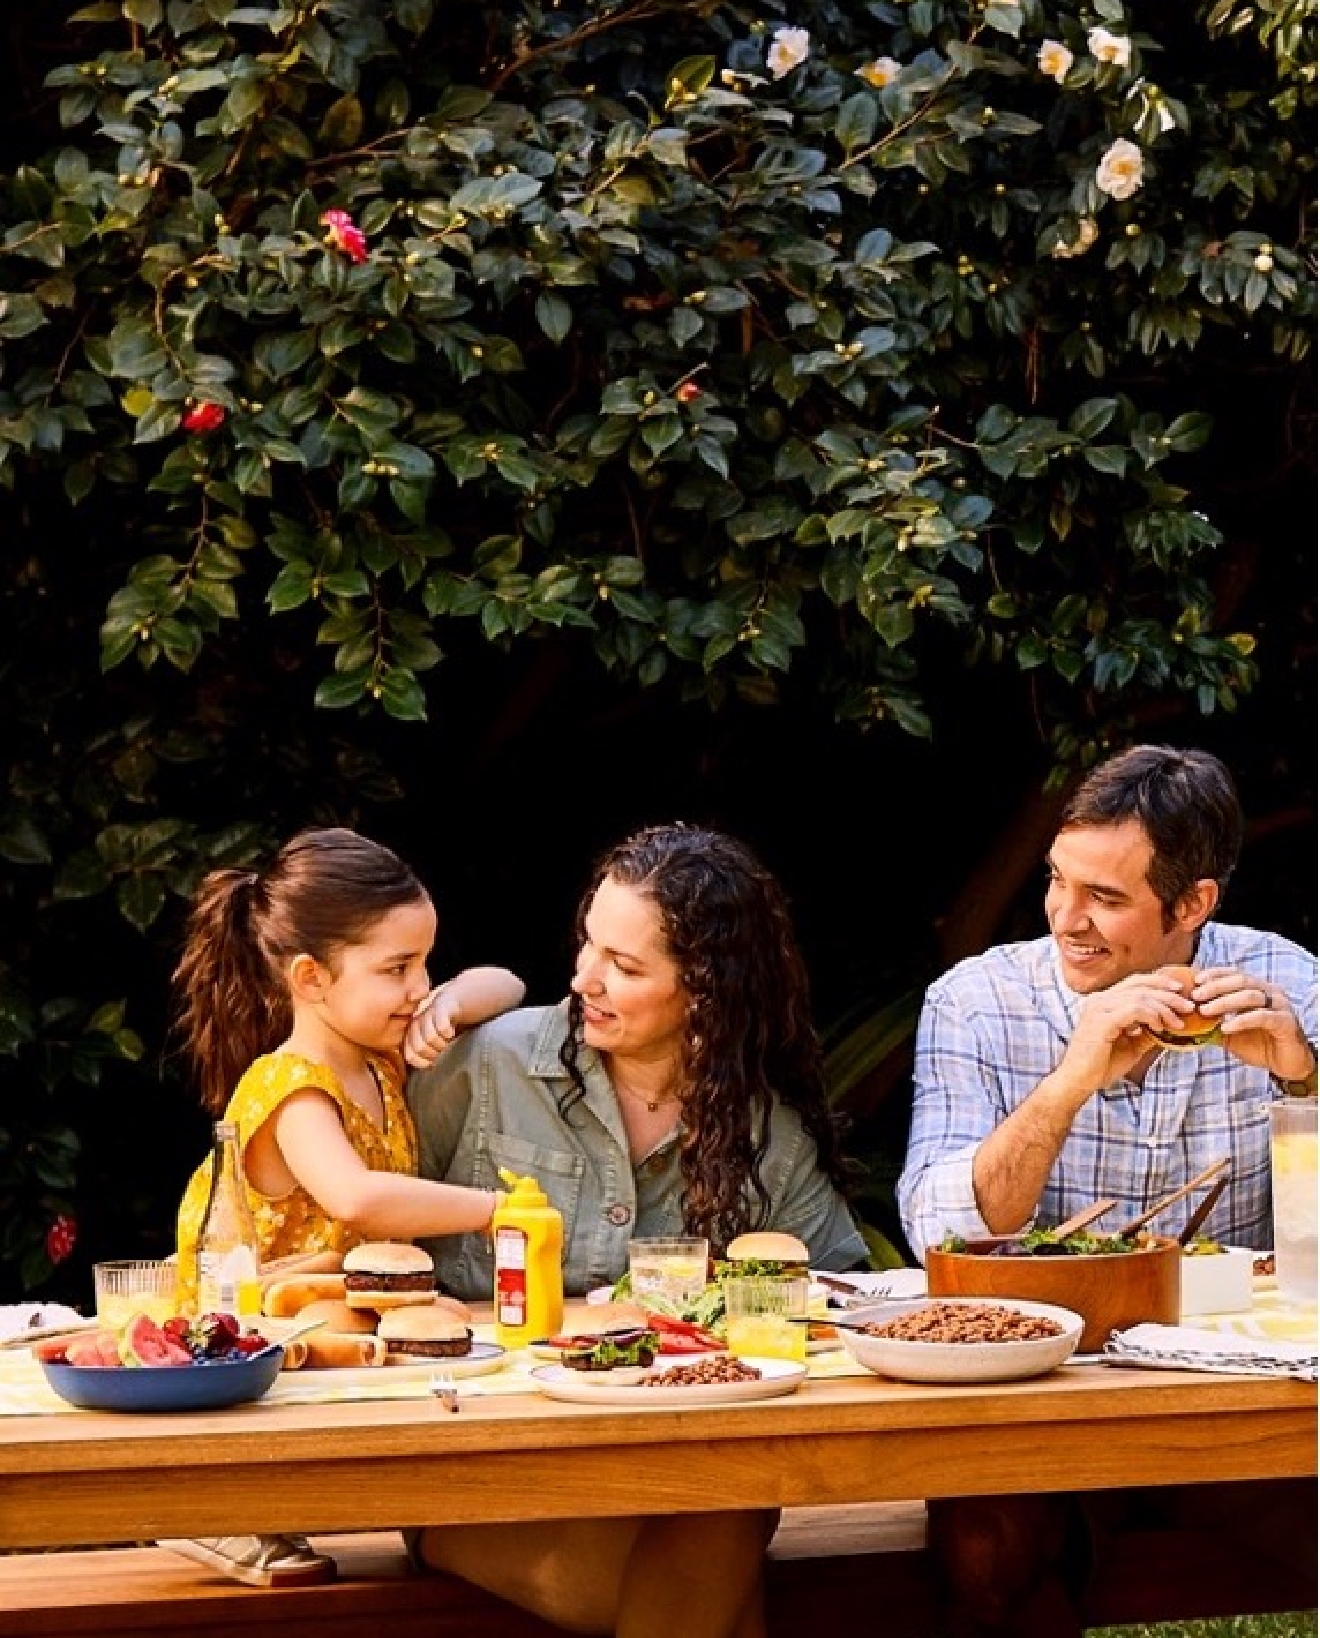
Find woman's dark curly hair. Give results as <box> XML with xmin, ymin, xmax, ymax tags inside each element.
<box><xmin>560</xmin><ymin>823</ymin><xmax>852</xmax><ymax>1252</ymax></box>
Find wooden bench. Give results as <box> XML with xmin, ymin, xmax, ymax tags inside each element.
<box><xmin>0</xmin><ymin>1506</ymin><xmax>936</xmax><ymax>1638</ymax></box>
<box><xmin>0</xmin><ymin>1498</ymin><xmax>1313</xmax><ymax>1638</ymax></box>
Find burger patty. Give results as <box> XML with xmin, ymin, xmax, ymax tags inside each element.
<box><xmin>385</xmin><ymin>1334</ymin><xmax>472</xmax><ymax>1358</ymax></box>
<box><xmin>345</xmin><ymin>1271</ymin><xmax>435</xmax><ymax>1294</ymax></box>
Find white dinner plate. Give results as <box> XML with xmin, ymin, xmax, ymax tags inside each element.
<box><xmin>837</xmin><ymin>1298</ymin><xmax>1084</xmax><ymax>1384</ymax></box>
<box><xmin>530</xmin><ymin>1355</ymin><xmax>807</xmax><ymax>1405</ymax></box>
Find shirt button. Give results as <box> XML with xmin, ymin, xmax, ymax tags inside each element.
<box><xmin>605</xmin><ymin>1203</ymin><xmax>632</xmax><ymax>1227</ymax></box>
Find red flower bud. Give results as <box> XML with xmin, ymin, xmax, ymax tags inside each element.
<box><xmin>46</xmin><ymin>1214</ymin><xmax>77</xmax><ymax>1265</ymax></box>
<box><xmin>320</xmin><ymin>208</ymin><xmax>369</xmax><ymax>265</ymax></box>
<box><xmin>675</xmin><ymin>381</ymin><xmax>703</xmax><ymax>403</ymax></box>
<box><xmin>181</xmin><ymin>402</ymin><xmax>226</xmax><ymax>434</ymax></box>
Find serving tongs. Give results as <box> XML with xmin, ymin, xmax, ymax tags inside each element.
<box><xmin>1037</xmin><ymin>1199</ymin><xmax>1119</xmax><ymax>1241</ymax></box>
<box><xmin>1115</xmin><ymin>1156</ymin><xmax>1232</xmax><ymax>1240</ymax></box>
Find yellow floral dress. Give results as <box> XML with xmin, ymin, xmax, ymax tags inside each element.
<box><xmin>175</xmin><ymin>1051</ymin><xmax>418</xmax><ymax>1311</ymax></box>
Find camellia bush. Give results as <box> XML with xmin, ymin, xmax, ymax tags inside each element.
<box><xmin>0</xmin><ymin>0</ymin><xmax>1313</xmax><ymax>1292</ymax></box>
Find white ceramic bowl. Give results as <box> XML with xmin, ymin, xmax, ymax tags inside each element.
<box><xmin>1179</xmin><ymin>1245</ymin><xmax>1255</xmax><ymax>1317</ymax></box>
<box><xmin>837</xmin><ymin>1297</ymin><xmax>1084</xmax><ymax>1384</ymax></box>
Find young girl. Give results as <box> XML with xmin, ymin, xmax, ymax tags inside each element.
<box><xmin>162</xmin><ymin>826</ymin><xmax>524</xmax><ymax>1587</ymax></box>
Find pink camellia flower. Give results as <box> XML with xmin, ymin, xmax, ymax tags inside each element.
<box><xmin>46</xmin><ymin>1214</ymin><xmax>77</xmax><ymax>1265</ymax></box>
<box><xmin>675</xmin><ymin>381</ymin><xmax>702</xmax><ymax>403</ymax></box>
<box><xmin>321</xmin><ymin>208</ymin><xmax>369</xmax><ymax>264</ymax></box>
<box><xmin>181</xmin><ymin>401</ymin><xmax>226</xmax><ymax>434</ymax></box>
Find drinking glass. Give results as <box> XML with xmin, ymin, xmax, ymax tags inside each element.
<box><xmin>94</xmin><ymin>1259</ymin><xmax>179</xmax><ymax>1328</ymax></box>
<box><xmin>722</xmin><ymin>1275</ymin><xmax>809</xmax><ymax>1363</ymax></box>
<box><xmin>1270</xmin><ymin>1097</ymin><xmax>1318</xmax><ymax>1307</ymax></box>
<box><xmin>627</xmin><ymin>1237</ymin><xmax>709</xmax><ymax>1308</ymax></box>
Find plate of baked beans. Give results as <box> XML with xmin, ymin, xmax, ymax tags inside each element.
<box><xmin>530</xmin><ymin>1353</ymin><xmax>807</xmax><ymax>1405</ymax></box>
<box><xmin>836</xmin><ymin>1297</ymin><xmax>1084</xmax><ymax>1383</ymax></box>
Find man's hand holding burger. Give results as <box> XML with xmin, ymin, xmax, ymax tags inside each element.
<box><xmin>1049</xmin><ymin>967</ymin><xmax>1202</xmax><ymax>1109</ymax></box>
<box><xmin>1170</xmin><ymin>965</ymin><xmax>1317</xmax><ymax>1084</ymax></box>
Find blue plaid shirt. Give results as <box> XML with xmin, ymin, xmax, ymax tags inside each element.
<box><xmin>897</xmin><ymin>922</ymin><xmax>1318</xmax><ymax>1259</ymax></box>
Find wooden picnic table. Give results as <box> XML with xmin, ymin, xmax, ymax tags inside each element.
<box><xmin>0</xmin><ymin>1358</ymin><xmax>1312</xmax><ymax>1551</ymax></box>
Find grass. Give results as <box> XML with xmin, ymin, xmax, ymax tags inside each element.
<box><xmin>1092</xmin><ymin>1619</ymin><xmax>1317</xmax><ymax>1637</ymax></box>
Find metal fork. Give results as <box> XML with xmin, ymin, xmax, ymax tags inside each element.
<box><xmin>429</xmin><ymin>1369</ymin><xmax>460</xmax><ymax>1413</ymax></box>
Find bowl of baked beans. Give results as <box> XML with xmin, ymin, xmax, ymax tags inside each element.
<box><xmin>837</xmin><ymin>1297</ymin><xmax>1085</xmax><ymax>1383</ymax></box>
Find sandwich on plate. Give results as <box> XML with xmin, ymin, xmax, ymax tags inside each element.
<box><xmin>343</xmin><ymin>1242</ymin><xmax>437</xmax><ymax>1310</ymax></box>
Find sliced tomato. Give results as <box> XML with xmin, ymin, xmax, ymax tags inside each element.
<box><xmin>644</xmin><ymin>1314</ymin><xmax>723</xmax><ymax>1351</ymax></box>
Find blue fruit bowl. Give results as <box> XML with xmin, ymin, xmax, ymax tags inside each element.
<box><xmin>40</xmin><ymin>1346</ymin><xmax>284</xmax><ymax>1412</ymax></box>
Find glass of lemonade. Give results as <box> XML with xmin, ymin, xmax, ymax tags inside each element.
<box><xmin>722</xmin><ymin>1275</ymin><xmax>809</xmax><ymax>1363</ymax></box>
<box><xmin>627</xmin><ymin>1237</ymin><xmax>709</xmax><ymax>1308</ymax></box>
<box><xmin>1270</xmin><ymin>1097</ymin><xmax>1318</xmax><ymax>1307</ymax></box>
<box><xmin>94</xmin><ymin>1259</ymin><xmax>179</xmax><ymax>1328</ymax></box>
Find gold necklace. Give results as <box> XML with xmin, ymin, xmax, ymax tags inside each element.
<box><xmin>616</xmin><ymin>1081</ymin><xmax>680</xmax><ymax>1115</ymax></box>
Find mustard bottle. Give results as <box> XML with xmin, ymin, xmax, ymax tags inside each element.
<box><xmin>492</xmin><ymin>1168</ymin><xmax>564</xmax><ymax>1347</ymax></box>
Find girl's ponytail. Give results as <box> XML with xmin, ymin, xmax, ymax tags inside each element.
<box><xmin>171</xmin><ymin>868</ymin><xmax>288</xmax><ymax>1113</ymax></box>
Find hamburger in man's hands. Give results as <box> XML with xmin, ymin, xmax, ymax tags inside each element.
<box><xmin>719</xmin><ymin>1230</ymin><xmax>810</xmax><ymax>1280</ymax></box>
<box><xmin>1148</xmin><ymin>965</ymin><xmax>1223</xmax><ymax>1051</ymax></box>
<box><xmin>343</xmin><ymin>1241</ymin><xmax>437</xmax><ymax>1310</ymax></box>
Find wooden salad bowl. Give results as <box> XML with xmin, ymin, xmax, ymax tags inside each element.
<box><xmin>924</xmin><ymin>1234</ymin><xmax>1181</xmax><ymax>1353</ymax></box>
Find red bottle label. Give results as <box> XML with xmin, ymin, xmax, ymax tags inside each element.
<box><xmin>495</xmin><ymin>1226</ymin><xmax>528</xmax><ymax>1327</ymax></box>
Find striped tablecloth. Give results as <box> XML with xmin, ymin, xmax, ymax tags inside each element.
<box><xmin>2</xmin><ymin>1281</ymin><xmax>1314</xmax><ymax>1415</ymax></box>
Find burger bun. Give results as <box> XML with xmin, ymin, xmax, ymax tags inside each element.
<box><xmin>291</xmin><ymin>1298</ymin><xmax>378</xmax><ymax>1336</ymax></box>
<box><xmin>342</xmin><ymin>1241</ymin><xmax>437</xmax><ymax>1310</ymax></box>
<box><xmin>725</xmin><ymin>1230</ymin><xmax>810</xmax><ymax>1266</ymax></box>
<box><xmin>556</xmin><ymin>1299</ymin><xmax>649</xmax><ymax>1339</ymax></box>
<box><xmin>1149</xmin><ymin>965</ymin><xmax>1222</xmax><ymax>1050</ymax></box>
<box><xmin>377</xmin><ymin>1304</ymin><xmax>473</xmax><ymax>1361</ymax></box>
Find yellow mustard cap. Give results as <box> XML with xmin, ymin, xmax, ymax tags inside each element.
<box><xmin>497</xmin><ymin>1168</ymin><xmax>548</xmax><ymax>1205</ymax></box>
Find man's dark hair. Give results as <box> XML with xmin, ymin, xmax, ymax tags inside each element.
<box><xmin>1060</xmin><ymin>744</ymin><xmax>1243</xmax><ymax>915</ymax></box>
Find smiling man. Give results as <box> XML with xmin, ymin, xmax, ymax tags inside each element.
<box><xmin>897</xmin><ymin>743</ymin><xmax>1318</xmax><ymax>1638</ymax></box>
<box><xmin>898</xmin><ymin>742</ymin><xmax>1317</xmax><ymax>1259</ymax></box>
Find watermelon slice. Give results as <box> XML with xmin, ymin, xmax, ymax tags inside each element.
<box><xmin>119</xmin><ymin>1314</ymin><xmax>192</xmax><ymax>1368</ymax></box>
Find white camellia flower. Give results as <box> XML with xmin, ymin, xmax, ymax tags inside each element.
<box><xmin>766</xmin><ymin>26</ymin><xmax>810</xmax><ymax>80</ymax></box>
<box><xmin>857</xmin><ymin>56</ymin><xmax>901</xmax><ymax>89</ymax></box>
<box><xmin>1037</xmin><ymin>40</ymin><xmax>1074</xmax><ymax>83</ymax></box>
<box><xmin>1088</xmin><ymin>26</ymin><xmax>1132</xmax><ymax>67</ymax></box>
<box><xmin>1096</xmin><ymin>138</ymin><xmax>1144</xmax><ymax>200</ymax></box>
<box><xmin>1051</xmin><ymin>216</ymin><xmax>1099</xmax><ymax>259</ymax></box>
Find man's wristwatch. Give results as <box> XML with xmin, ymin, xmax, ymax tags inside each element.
<box><xmin>1272</xmin><ymin>1062</ymin><xmax>1319</xmax><ymax>1098</ymax></box>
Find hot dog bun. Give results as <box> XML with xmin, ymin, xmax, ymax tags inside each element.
<box><xmin>262</xmin><ymin>1272</ymin><xmax>348</xmax><ymax>1317</ymax></box>
<box><xmin>285</xmin><ymin>1332</ymin><xmax>387</xmax><ymax>1370</ymax></box>
<box><xmin>258</xmin><ymin>1249</ymin><xmax>344</xmax><ymax>1287</ymax></box>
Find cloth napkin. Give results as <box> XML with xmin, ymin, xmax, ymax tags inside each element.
<box><xmin>1103</xmin><ymin>1321</ymin><xmax>1317</xmax><ymax>1382</ymax></box>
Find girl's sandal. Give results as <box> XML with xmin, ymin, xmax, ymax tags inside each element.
<box><xmin>158</xmin><ymin>1534</ymin><xmax>337</xmax><ymax>1588</ymax></box>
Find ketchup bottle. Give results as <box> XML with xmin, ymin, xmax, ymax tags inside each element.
<box><xmin>492</xmin><ymin>1168</ymin><xmax>564</xmax><ymax>1348</ymax></box>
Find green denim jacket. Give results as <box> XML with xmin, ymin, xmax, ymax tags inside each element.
<box><xmin>407</xmin><ymin>1001</ymin><xmax>868</xmax><ymax>1302</ymax></box>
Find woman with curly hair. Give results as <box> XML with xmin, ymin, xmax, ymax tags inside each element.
<box><xmin>404</xmin><ymin>821</ymin><xmax>866</xmax><ymax>1637</ymax></box>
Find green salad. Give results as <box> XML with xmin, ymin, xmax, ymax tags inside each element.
<box><xmin>610</xmin><ymin>1270</ymin><xmax>728</xmax><ymax>1333</ymax></box>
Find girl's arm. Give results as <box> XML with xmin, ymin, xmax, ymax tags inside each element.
<box><xmin>405</xmin><ymin>965</ymin><xmax>525</xmax><ymax>1069</ymax></box>
<box><xmin>269</xmin><ymin>1090</ymin><xmax>498</xmax><ymax>1239</ymax></box>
